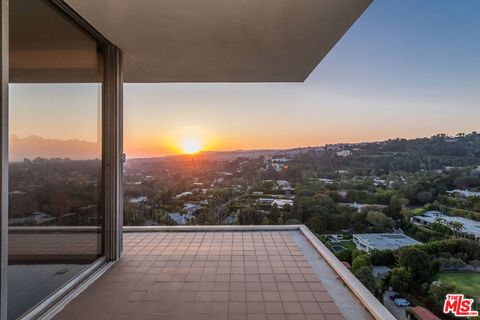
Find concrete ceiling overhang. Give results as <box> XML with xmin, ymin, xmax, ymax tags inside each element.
<box><xmin>64</xmin><ymin>0</ymin><xmax>372</xmax><ymax>83</ymax></box>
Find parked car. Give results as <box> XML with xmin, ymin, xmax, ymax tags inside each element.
<box><xmin>389</xmin><ymin>294</ymin><xmax>400</xmax><ymax>301</ymax></box>
<box><xmin>394</xmin><ymin>298</ymin><xmax>411</xmax><ymax>307</ymax></box>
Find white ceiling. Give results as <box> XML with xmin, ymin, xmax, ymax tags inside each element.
<box><xmin>65</xmin><ymin>0</ymin><xmax>372</xmax><ymax>83</ymax></box>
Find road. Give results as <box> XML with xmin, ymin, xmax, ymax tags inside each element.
<box><xmin>383</xmin><ymin>291</ymin><xmax>407</xmax><ymax>320</ymax></box>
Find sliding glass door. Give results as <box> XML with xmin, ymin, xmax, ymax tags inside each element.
<box><xmin>8</xmin><ymin>0</ymin><xmax>104</xmax><ymax>318</ymax></box>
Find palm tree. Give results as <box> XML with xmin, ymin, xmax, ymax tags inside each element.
<box><xmin>448</xmin><ymin>221</ymin><xmax>464</xmax><ymax>239</ymax></box>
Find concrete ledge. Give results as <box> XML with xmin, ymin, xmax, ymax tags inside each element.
<box><xmin>123</xmin><ymin>225</ymin><xmax>303</xmax><ymax>232</ymax></box>
<box><xmin>9</xmin><ymin>226</ymin><xmax>101</xmax><ymax>233</ymax></box>
<box><xmin>299</xmin><ymin>226</ymin><xmax>396</xmax><ymax>320</ymax></box>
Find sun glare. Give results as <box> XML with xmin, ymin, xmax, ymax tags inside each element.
<box><xmin>180</xmin><ymin>138</ymin><xmax>202</xmax><ymax>154</ymax></box>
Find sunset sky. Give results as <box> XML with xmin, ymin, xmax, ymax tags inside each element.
<box><xmin>10</xmin><ymin>0</ymin><xmax>480</xmax><ymax>160</ymax></box>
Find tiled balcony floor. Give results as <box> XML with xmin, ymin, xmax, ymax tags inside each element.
<box><xmin>54</xmin><ymin>231</ymin><xmax>373</xmax><ymax>320</ymax></box>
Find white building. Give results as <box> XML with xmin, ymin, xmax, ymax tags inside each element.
<box><xmin>183</xmin><ymin>203</ymin><xmax>201</xmax><ymax>215</ymax></box>
<box><xmin>129</xmin><ymin>196</ymin><xmax>147</xmax><ymax>204</ymax></box>
<box><xmin>447</xmin><ymin>189</ymin><xmax>480</xmax><ymax>198</ymax></box>
<box><xmin>410</xmin><ymin>211</ymin><xmax>480</xmax><ymax>242</ymax></box>
<box><xmin>338</xmin><ymin>202</ymin><xmax>387</xmax><ymax>213</ymax></box>
<box><xmin>272</xmin><ymin>199</ymin><xmax>294</xmax><ymax>209</ymax></box>
<box><xmin>258</xmin><ymin>198</ymin><xmax>274</xmax><ymax>205</ymax></box>
<box><xmin>336</xmin><ymin>150</ymin><xmax>351</xmax><ymax>157</ymax></box>
<box><xmin>372</xmin><ymin>177</ymin><xmax>386</xmax><ymax>187</ymax></box>
<box><xmin>175</xmin><ymin>191</ymin><xmax>193</xmax><ymax>198</ymax></box>
<box><xmin>167</xmin><ymin>212</ymin><xmax>194</xmax><ymax>225</ymax></box>
<box><xmin>353</xmin><ymin>233</ymin><xmax>421</xmax><ymax>252</ymax></box>
<box><xmin>270</xmin><ymin>163</ymin><xmax>284</xmax><ymax>172</ymax></box>
<box><xmin>277</xmin><ymin>180</ymin><xmax>294</xmax><ymax>194</ymax></box>
<box><xmin>258</xmin><ymin>198</ymin><xmax>293</xmax><ymax>209</ymax></box>
<box><xmin>318</xmin><ymin>178</ymin><xmax>335</xmax><ymax>184</ymax></box>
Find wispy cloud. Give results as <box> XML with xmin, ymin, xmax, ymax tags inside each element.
<box><xmin>9</xmin><ymin>135</ymin><xmax>101</xmax><ymax>161</ymax></box>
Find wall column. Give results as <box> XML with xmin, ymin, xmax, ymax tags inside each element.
<box><xmin>103</xmin><ymin>45</ymin><xmax>123</xmax><ymax>260</ymax></box>
<box><xmin>0</xmin><ymin>0</ymin><xmax>8</xmax><ymax>318</ymax></box>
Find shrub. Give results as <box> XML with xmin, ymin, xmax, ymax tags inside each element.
<box><xmin>416</xmin><ymin>191</ymin><xmax>433</xmax><ymax>204</ymax></box>
<box><xmin>370</xmin><ymin>249</ymin><xmax>395</xmax><ymax>266</ymax></box>
<box><xmin>284</xmin><ymin>218</ymin><xmax>302</xmax><ymax>225</ymax></box>
<box><xmin>354</xmin><ymin>266</ymin><xmax>377</xmax><ymax>294</ymax></box>
<box><xmin>429</xmin><ymin>281</ymin><xmax>459</xmax><ymax>316</ymax></box>
<box><xmin>417</xmin><ymin>239</ymin><xmax>480</xmax><ymax>262</ymax></box>
<box><xmin>398</xmin><ymin>247</ymin><xmax>432</xmax><ymax>283</ymax></box>
<box><xmin>336</xmin><ymin>249</ymin><xmax>353</xmax><ymax>264</ymax></box>
<box><xmin>390</xmin><ymin>267</ymin><xmax>412</xmax><ymax>293</ymax></box>
<box><xmin>352</xmin><ymin>254</ymin><xmax>372</xmax><ymax>273</ymax></box>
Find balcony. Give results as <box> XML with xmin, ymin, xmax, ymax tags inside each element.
<box><xmin>1</xmin><ymin>0</ymin><xmax>399</xmax><ymax>319</ymax></box>
<box><xmin>49</xmin><ymin>226</ymin><xmax>391</xmax><ymax>320</ymax></box>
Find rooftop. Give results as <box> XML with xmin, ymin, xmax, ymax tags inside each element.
<box><xmin>353</xmin><ymin>233</ymin><xmax>421</xmax><ymax>251</ymax></box>
<box><xmin>407</xmin><ymin>306</ymin><xmax>442</xmax><ymax>320</ymax></box>
<box><xmin>413</xmin><ymin>211</ymin><xmax>480</xmax><ymax>238</ymax></box>
<box><xmin>50</xmin><ymin>226</ymin><xmax>393</xmax><ymax>320</ymax></box>
<box><xmin>447</xmin><ymin>189</ymin><xmax>480</xmax><ymax>198</ymax></box>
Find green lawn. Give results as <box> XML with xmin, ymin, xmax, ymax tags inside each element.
<box><xmin>339</xmin><ymin>240</ymin><xmax>357</xmax><ymax>251</ymax></box>
<box><xmin>437</xmin><ymin>273</ymin><xmax>480</xmax><ymax>297</ymax></box>
<box><xmin>411</xmin><ymin>208</ymin><xmax>425</xmax><ymax>215</ymax></box>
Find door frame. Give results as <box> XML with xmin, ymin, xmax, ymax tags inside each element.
<box><xmin>0</xmin><ymin>0</ymin><xmax>124</xmax><ymax>318</ymax></box>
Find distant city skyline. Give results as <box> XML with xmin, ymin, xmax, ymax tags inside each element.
<box><xmin>10</xmin><ymin>0</ymin><xmax>480</xmax><ymax>159</ymax></box>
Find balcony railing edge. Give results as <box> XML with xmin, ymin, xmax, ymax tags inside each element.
<box><xmin>123</xmin><ymin>225</ymin><xmax>304</xmax><ymax>232</ymax></box>
<box><xmin>299</xmin><ymin>225</ymin><xmax>396</xmax><ymax>320</ymax></box>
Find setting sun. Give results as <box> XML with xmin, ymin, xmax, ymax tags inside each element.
<box><xmin>180</xmin><ymin>137</ymin><xmax>202</xmax><ymax>154</ymax></box>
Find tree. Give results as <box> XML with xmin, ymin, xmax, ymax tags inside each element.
<box><xmin>429</xmin><ymin>281</ymin><xmax>458</xmax><ymax>315</ymax></box>
<box><xmin>306</xmin><ymin>214</ymin><xmax>326</xmax><ymax>233</ymax></box>
<box><xmin>431</xmin><ymin>220</ymin><xmax>453</xmax><ymax>237</ymax></box>
<box><xmin>448</xmin><ymin>221</ymin><xmax>464</xmax><ymax>239</ymax></box>
<box><xmin>386</xmin><ymin>196</ymin><xmax>409</xmax><ymax>219</ymax></box>
<box><xmin>370</xmin><ymin>250</ymin><xmax>395</xmax><ymax>266</ymax></box>
<box><xmin>336</xmin><ymin>249</ymin><xmax>353</xmax><ymax>264</ymax></box>
<box><xmin>398</xmin><ymin>247</ymin><xmax>432</xmax><ymax>283</ymax></box>
<box><xmin>416</xmin><ymin>191</ymin><xmax>433</xmax><ymax>204</ymax></box>
<box><xmin>400</xmin><ymin>207</ymin><xmax>411</xmax><ymax>220</ymax></box>
<box><xmin>354</xmin><ymin>266</ymin><xmax>377</xmax><ymax>294</ymax></box>
<box><xmin>366</xmin><ymin>211</ymin><xmax>395</xmax><ymax>230</ymax></box>
<box><xmin>290</xmin><ymin>199</ymin><xmax>304</xmax><ymax>221</ymax></box>
<box><xmin>268</xmin><ymin>204</ymin><xmax>281</xmax><ymax>224</ymax></box>
<box><xmin>390</xmin><ymin>267</ymin><xmax>412</xmax><ymax>293</ymax></box>
<box><xmin>453</xmin><ymin>176</ymin><xmax>477</xmax><ymax>189</ymax></box>
<box><xmin>238</xmin><ymin>205</ymin><xmax>258</xmax><ymax>224</ymax></box>
<box><xmin>352</xmin><ymin>254</ymin><xmax>371</xmax><ymax>273</ymax></box>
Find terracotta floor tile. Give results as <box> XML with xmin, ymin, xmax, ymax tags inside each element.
<box><xmin>283</xmin><ymin>302</ymin><xmax>303</xmax><ymax>314</ymax></box>
<box><xmin>229</xmin><ymin>301</ymin><xmax>247</xmax><ymax>313</ymax></box>
<box><xmin>280</xmin><ymin>291</ymin><xmax>298</xmax><ymax>302</ymax></box>
<box><xmin>265</xmin><ymin>302</ymin><xmax>284</xmax><ymax>314</ymax></box>
<box><xmin>319</xmin><ymin>302</ymin><xmax>341</xmax><ymax>314</ymax></box>
<box><xmin>248</xmin><ymin>314</ymin><xmax>268</xmax><ymax>320</ymax></box>
<box><xmin>325</xmin><ymin>315</ymin><xmax>344</xmax><ymax>320</ymax></box>
<box><xmin>52</xmin><ymin>232</ymin><xmax>356</xmax><ymax>320</ymax></box>
<box><xmin>286</xmin><ymin>315</ymin><xmax>306</xmax><ymax>320</ymax></box>
<box><xmin>247</xmin><ymin>301</ymin><xmax>266</xmax><ymax>313</ymax></box>
<box><xmin>277</xmin><ymin>282</ymin><xmax>295</xmax><ymax>291</ymax></box>
<box><xmin>313</xmin><ymin>292</ymin><xmax>332</xmax><ymax>302</ymax></box>
<box><xmin>262</xmin><ymin>291</ymin><xmax>281</xmax><ymax>302</ymax></box>
<box><xmin>210</xmin><ymin>302</ymin><xmax>229</xmax><ymax>313</ymax></box>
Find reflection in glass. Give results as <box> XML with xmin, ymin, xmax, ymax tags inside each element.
<box><xmin>8</xmin><ymin>0</ymin><xmax>104</xmax><ymax>318</ymax></box>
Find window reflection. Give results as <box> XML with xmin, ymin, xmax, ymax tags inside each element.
<box><xmin>8</xmin><ymin>0</ymin><xmax>104</xmax><ymax>318</ymax></box>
